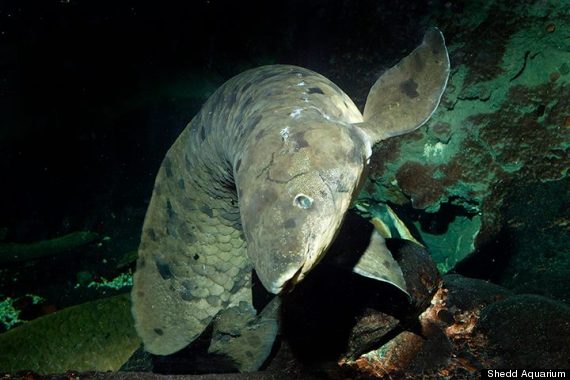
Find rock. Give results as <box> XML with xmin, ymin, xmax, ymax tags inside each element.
<box><xmin>494</xmin><ymin>178</ymin><xmax>570</xmax><ymax>304</ymax></box>
<box><xmin>343</xmin><ymin>309</ymin><xmax>400</xmax><ymax>361</ymax></box>
<box><xmin>350</xmin><ymin>331</ymin><xmax>425</xmax><ymax>377</ymax></box>
<box><xmin>477</xmin><ymin>294</ymin><xmax>570</xmax><ymax>368</ymax></box>
<box><xmin>389</xmin><ymin>240</ymin><xmax>441</xmax><ymax>315</ymax></box>
<box><xmin>343</xmin><ymin>274</ymin><xmax>522</xmax><ymax>378</ymax></box>
<box><xmin>443</xmin><ymin>274</ymin><xmax>512</xmax><ymax>313</ymax></box>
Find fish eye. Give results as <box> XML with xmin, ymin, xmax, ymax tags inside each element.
<box><xmin>293</xmin><ymin>194</ymin><xmax>313</xmax><ymax>209</ymax></box>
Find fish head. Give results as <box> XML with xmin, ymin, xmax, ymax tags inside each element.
<box><xmin>237</xmin><ymin>120</ymin><xmax>372</xmax><ymax>294</ymax></box>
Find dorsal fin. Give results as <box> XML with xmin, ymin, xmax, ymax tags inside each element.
<box><xmin>355</xmin><ymin>27</ymin><xmax>450</xmax><ymax>143</ymax></box>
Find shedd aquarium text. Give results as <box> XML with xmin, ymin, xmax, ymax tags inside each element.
<box><xmin>483</xmin><ymin>370</ymin><xmax>568</xmax><ymax>379</ymax></box>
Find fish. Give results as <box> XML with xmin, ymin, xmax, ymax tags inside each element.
<box><xmin>131</xmin><ymin>27</ymin><xmax>450</xmax><ymax>358</ymax></box>
<box><xmin>0</xmin><ymin>294</ymin><xmax>140</xmax><ymax>374</ymax></box>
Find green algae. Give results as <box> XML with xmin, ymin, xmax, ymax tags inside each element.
<box><xmin>415</xmin><ymin>215</ymin><xmax>482</xmax><ymax>274</ymax></box>
<box><xmin>0</xmin><ymin>295</ymin><xmax>44</xmax><ymax>330</ymax></box>
<box><xmin>362</xmin><ymin>0</ymin><xmax>569</xmax><ymax>274</ymax></box>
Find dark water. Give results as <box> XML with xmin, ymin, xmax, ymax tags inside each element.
<box><xmin>0</xmin><ymin>0</ymin><xmax>568</xmax><ymax>376</ymax></box>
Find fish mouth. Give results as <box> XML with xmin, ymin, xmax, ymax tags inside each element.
<box><xmin>268</xmin><ymin>236</ymin><xmax>321</xmax><ymax>294</ymax></box>
<box><xmin>268</xmin><ymin>258</ymin><xmax>308</xmax><ymax>294</ymax></box>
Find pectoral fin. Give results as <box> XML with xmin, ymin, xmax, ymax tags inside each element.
<box><xmin>353</xmin><ymin>230</ymin><xmax>408</xmax><ymax>296</ymax></box>
<box><xmin>355</xmin><ymin>27</ymin><xmax>450</xmax><ymax>143</ymax></box>
<box><xmin>208</xmin><ymin>298</ymin><xmax>280</xmax><ymax>372</ymax></box>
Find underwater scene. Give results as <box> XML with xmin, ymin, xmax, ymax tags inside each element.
<box><xmin>0</xmin><ymin>0</ymin><xmax>568</xmax><ymax>379</ymax></box>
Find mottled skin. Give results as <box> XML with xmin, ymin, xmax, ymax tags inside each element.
<box><xmin>132</xmin><ymin>28</ymin><xmax>450</xmax><ymax>357</ymax></box>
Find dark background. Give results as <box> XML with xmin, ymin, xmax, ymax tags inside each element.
<box><xmin>0</xmin><ymin>0</ymin><xmax>452</xmax><ymax>243</ymax></box>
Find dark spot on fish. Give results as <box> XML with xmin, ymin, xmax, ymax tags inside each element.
<box><xmin>200</xmin><ymin>125</ymin><xmax>206</xmax><ymax>141</ymax></box>
<box><xmin>193</xmin><ymin>254</ymin><xmax>200</xmax><ymax>260</ymax></box>
<box><xmin>255</xmin><ymin>129</ymin><xmax>267</xmax><ymax>141</ymax></box>
<box><xmin>146</xmin><ymin>228</ymin><xmax>157</xmax><ymax>241</ymax></box>
<box><xmin>400</xmin><ymin>78</ymin><xmax>419</xmax><ymax>98</ymax></box>
<box><xmin>383</xmin><ymin>260</ymin><xmax>391</xmax><ymax>268</ymax></box>
<box><xmin>220</xmin><ymin>210</ymin><xmax>240</xmax><ymax>223</ymax></box>
<box><xmin>233</xmin><ymin>112</ymin><xmax>244</xmax><ymax>129</ymax></box>
<box><xmin>241</xmin><ymin>96</ymin><xmax>253</xmax><ymax>110</ymax></box>
<box><xmin>177</xmin><ymin>177</ymin><xmax>185</xmax><ymax>190</ymax></box>
<box><xmin>284</xmin><ymin>218</ymin><xmax>296</xmax><ymax>228</ymax></box>
<box><xmin>307</xmin><ymin>87</ymin><xmax>324</xmax><ymax>95</ymax></box>
<box><xmin>320</xmin><ymin>190</ymin><xmax>327</xmax><ymax>197</ymax></box>
<box><xmin>166</xmin><ymin>199</ymin><xmax>175</xmax><ymax>219</ymax></box>
<box><xmin>346</xmin><ymin>128</ymin><xmax>364</xmax><ymax>163</ymax></box>
<box><xmin>245</xmin><ymin>114</ymin><xmax>262</xmax><ymax>133</ymax></box>
<box><xmin>180</xmin><ymin>281</ymin><xmax>195</xmax><ymax>301</ymax></box>
<box><xmin>336</xmin><ymin>182</ymin><xmax>349</xmax><ymax>193</ymax></box>
<box><xmin>241</xmin><ymin>81</ymin><xmax>252</xmax><ymax>93</ymax></box>
<box><xmin>154</xmin><ymin>328</ymin><xmax>164</xmax><ymax>336</ymax></box>
<box><xmin>236</xmin><ymin>159</ymin><xmax>242</xmax><ymax>173</ymax></box>
<box><xmin>292</xmin><ymin>131</ymin><xmax>309</xmax><ymax>149</ymax></box>
<box><xmin>154</xmin><ymin>256</ymin><xmax>173</xmax><ymax>280</ymax></box>
<box><xmin>137</xmin><ymin>290</ymin><xmax>144</xmax><ymax>297</ymax></box>
<box><xmin>380</xmin><ymin>275</ymin><xmax>389</xmax><ymax>281</ymax></box>
<box><xmin>220</xmin><ymin>208</ymin><xmax>241</xmax><ymax>229</ymax></box>
<box><xmin>200</xmin><ymin>205</ymin><xmax>214</xmax><ymax>218</ymax></box>
<box><xmin>163</xmin><ymin>158</ymin><xmax>173</xmax><ymax>178</ymax></box>
<box><xmin>180</xmin><ymin>292</ymin><xmax>193</xmax><ymax>302</ymax></box>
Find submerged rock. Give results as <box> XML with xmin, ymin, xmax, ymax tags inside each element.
<box><xmin>361</xmin><ymin>0</ymin><xmax>570</xmax><ymax>276</ymax></box>
<box><xmin>343</xmin><ymin>274</ymin><xmax>570</xmax><ymax>378</ymax></box>
<box><xmin>477</xmin><ymin>294</ymin><xmax>570</xmax><ymax>368</ymax></box>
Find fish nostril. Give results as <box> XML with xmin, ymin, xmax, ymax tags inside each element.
<box><xmin>293</xmin><ymin>194</ymin><xmax>313</xmax><ymax>209</ymax></box>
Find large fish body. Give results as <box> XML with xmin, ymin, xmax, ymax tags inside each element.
<box><xmin>132</xmin><ymin>28</ymin><xmax>450</xmax><ymax>356</ymax></box>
